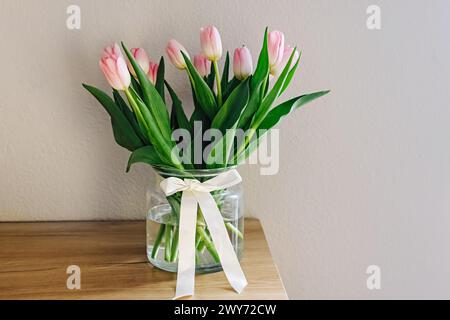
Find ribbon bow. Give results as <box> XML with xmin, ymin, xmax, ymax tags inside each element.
<box><xmin>160</xmin><ymin>169</ymin><xmax>248</xmax><ymax>299</ymax></box>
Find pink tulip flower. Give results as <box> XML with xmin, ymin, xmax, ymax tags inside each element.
<box><xmin>126</xmin><ymin>48</ymin><xmax>150</xmax><ymax>77</ymax></box>
<box><xmin>99</xmin><ymin>43</ymin><xmax>131</xmax><ymax>91</ymax></box>
<box><xmin>148</xmin><ymin>61</ymin><xmax>159</xmax><ymax>85</ymax></box>
<box><xmin>271</xmin><ymin>45</ymin><xmax>299</xmax><ymax>76</ymax></box>
<box><xmin>194</xmin><ymin>54</ymin><xmax>211</xmax><ymax>77</ymax></box>
<box><xmin>233</xmin><ymin>46</ymin><xmax>253</xmax><ymax>80</ymax></box>
<box><xmin>166</xmin><ymin>39</ymin><xmax>190</xmax><ymax>70</ymax></box>
<box><xmin>267</xmin><ymin>30</ymin><xmax>285</xmax><ymax>69</ymax></box>
<box><xmin>200</xmin><ymin>26</ymin><xmax>223</xmax><ymax>61</ymax></box>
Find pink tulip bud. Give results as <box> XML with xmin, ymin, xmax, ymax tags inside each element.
<box><xmin>99</xmin><ymin>43</ymin><xmax>131</xmax><ymax>91</ymax></box>
<box><xmin>233</xmin><ymin>46</ymin><xmax>253</xmax><ymax>80</ymax></box>
<box><xmin>166</xmin><ymin>39</ymin><xmax>190</xmax><ymax>70</ymax></box>
<box><xmin>200</xmin><ymin>26</ymin><xmax>223</xmax><ymax>61</ymax></box>
<box><xmin>148</xmin><ymin>61</ymin><xmax>159</xmax><ymax>85</ymax></box>
<box><xmin>267</xmin><ymin>30</ymin><xmax>285</xmax><ymax>69</ymax></box>
<box><xmin>126</xmin><ymin>48</ymin><xmax>150</xmax><ymax>77</ymax></box>
<box><xmin>193</xmin><ymin>54</ymin><xmax>211</xmax><ymax>77</ymax></box>
<box><xmin>271</xmin><ymin>45</ymin><xmax>299</xmax><ymax>76</ymax></box>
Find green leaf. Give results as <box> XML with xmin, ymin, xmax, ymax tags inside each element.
<box><xmin>236</xmin><ymin>80</ymin><xmax>262</xmax><ymax>130</ymax></box>
<box><xmin>165</xmin><ymin>82</ymin><xmax>195</xmax><ymax>170</ymax></box>
<box><xmin>221</xmin><ymin>51</ymin><xmax>230</xmax><ymax>94</ymax></box>
<box><xmin>126</xmin><ymin>146</ymin><xmax>163</xmax><ymax>172</ymax></box>
<box><xmin>223</xmin><ymin>77</ymin><xmax>240</xmax><ymax>101</ymax></box>
<box><xmin>233</xmin><ymin>133</ymin><xmax>259</xmax><ymax>165</ymax></box>
<box><xmin>82</xmin><ymin>84</ymin><xmax>144</xmax><ymax>151</ymax></box>
<box><xmin>206</xmin><ymin>61</ymin><xmax>216</xmax><ymax>90</ymax></box>
<box><xmin>189</xmin><ymin>82</ymin><xmax>211</xmax><ymax>134</ymax></box>
<box><xmin>207</xmin><ymin>79</ymin><xmax>250</xmax><ymax>168</ymax></box>
<box><xmin>122</xmin><ymin>43</ymin><xmax>172</xmax><ymax>141</ymax></box>
<box><xmin>170</xmin><ymin>102</ymin><xmax>178</xmax><ymax>130</ymax></box>
<box><xmin>190</xmin><ymin>105</ymin><xmax>209</xmax><ymax>126</ymax></box>
<box><xmin>258</xmin><ymin>91</ymin><xmax>330</xmax><ymax>130</ymax></box>
<box><xmin>279</xmin><ymin>51</ymin><xmax>302</xmax><ymax>95</ymax></box>
<box><xmin>182</xmin><ymin>51</ymin><xmax>217</xmax><ymax>120</ymax></box>
<box><xmin>165</xmin><ymin>81</ymin><xmax>192</xmax><ymax>132</ymax></box>
<box><xmin>155</xmin><ymin>56</ymin><xmax>165</xmax><ymax>103</ymax></box>
<box><xmin>113</xmin><ymin>90</ymin><xmax>148</xmax><ymax>144</ymax></box>
<box><xmin>262</xmin><ymin>73</ymin><xmax>270</xmax><ymax>97</ymax></box>
<box><xmin>130</xmin><ymin>77</ymin><xmax>142</xmax><ymax>97</ymax></box>
<box><xmin>211</xmin><ymin>79</ymin><xmax>249</xmax><ymax>132</ymax></box>
<box><xmin>127</xmin><ymin>87</ymin><xmax>180</xmax><ymax>167</ymax></box>
<box><xmin>190</xmin><ymin>104</ymin><xmax>211</xmax><ymax>141</ymax></box>
<box><xmin>189</xmin><ymin>96</ymin><xmax>209</xmax><ymax>168</ymax></box>
<box><xmin>236</xmin><ymin>28</ymin><xmax>268</xmax><ymax>131</ymax></box>
<box><xmin>251</xmin><ymin>46</ymin><xmax>298</xmax><ymax>128</ymax></box>
<box><xmin>250</xmin><ymin>27</ymin><xmax>269</xmax><ymax>92</ymax></box>
<box><xmin>206</xmin><ymin>126</ymin><xmax>239</xmax><ymax>169</ymax></box>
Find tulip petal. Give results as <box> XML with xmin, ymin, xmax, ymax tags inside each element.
<box><xmin>116</xmin><ymin>57</ymin><xmax>131</xmax><ymax>90</ymax></box>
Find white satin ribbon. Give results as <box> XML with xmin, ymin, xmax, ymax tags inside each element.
<box><xmin>160</xmin><ymin>169</ymin><xmax>248</xmax><ymax>299</ymax></box>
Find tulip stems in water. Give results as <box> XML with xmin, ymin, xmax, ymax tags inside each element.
<box><xmin>170</xmin><ymin>226</ymin><xmax>179</xmax><ymax>262</ymax></box>
<box><xmin>197</xmin><ymin>238</ymin><xmax>206</xmax><ymax>253</ymax></box>
<box><xmin>151</xmin><ymin>224</ymin><xmax>166</xmax><ymax>259</ymax></box>
<box><xmin>213</xmin><ymin>61</ymin><xmax>222</xmax><ymax>107</ymax></box>
<box><xmin>164</xmin><ymin>224</ymin><xmax>173</xmax><ymax>262</ymax></box>
<box><xmin>196</xmin><ymin>225</ymin><xmax>220</xmax><ymax>263</ymax></box>
<box><xmin>196</xmin><ymin>208</ymin><xmax>207</xmax><ymax>253</ymax></box>
<box><xmin>195</xmin><ymin>231</ymin><xmax>202</xmax><ymax>248</ymax></box>
<box><xmin>225</xmin><ymin>222</ymin><xmax>243</xmax><ymax>240</ymax></box>
<box><xmin>196</xmin><ymin>227</ymin><xmax>207</xmax><ymax>253</ymax></box>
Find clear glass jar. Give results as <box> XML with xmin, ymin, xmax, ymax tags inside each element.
<box><xmin>146</xmin><ymin>166</ymin><xmax>244</xmax><ymax>274</ymax></box>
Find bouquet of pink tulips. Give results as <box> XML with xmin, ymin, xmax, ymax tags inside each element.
<box><xmin>83</xmin><ymin>26</ymin><xmax>328</xmax><ymax>271</ymax></box>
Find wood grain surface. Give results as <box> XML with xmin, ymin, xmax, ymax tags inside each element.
<box><xmin>0</xmin><ymin>219</ymin><xmax>287</xmax><ymax>300</ymax></box>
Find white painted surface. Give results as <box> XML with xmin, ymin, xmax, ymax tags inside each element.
<box><xmin>1</xmin><ymin>0</ymin><xmax>450</xmax><ymax>299</ymax></box>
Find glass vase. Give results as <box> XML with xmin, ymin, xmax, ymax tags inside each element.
<box><xmin>146</xmin><ymin>166</ymin><xmax>244</xmax><ymax>274</ymax></box>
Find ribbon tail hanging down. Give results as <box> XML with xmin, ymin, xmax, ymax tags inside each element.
<box><xmin>195</xmin><ymin>190</ymin><xmax>248</xmax><ymax>294</ymax></box>
<box><xmin>173</xmin><ymin>190</ymin><xmax>198</xmax><ymax>299</ymax></box>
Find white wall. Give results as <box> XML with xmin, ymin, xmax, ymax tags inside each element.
<box><xmin>1</xmin><ymin>0</ymin><xmax>450</xmax><ymax>299</ymax></box>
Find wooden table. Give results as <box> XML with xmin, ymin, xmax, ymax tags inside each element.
<box><xmin>0</xmin><ymin>219</ymin><xmax>287</xmax><ymax>300</ymax></box>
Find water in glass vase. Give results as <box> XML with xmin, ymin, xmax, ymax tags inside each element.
<box><xmin>146</xmin><ymin>201</ymin><xmax>244</xmax><ymax>274</ymax></box>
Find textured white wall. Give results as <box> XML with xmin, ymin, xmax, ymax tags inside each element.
<box><xmin>1</xmin><ymin>0</ymin><xmax>450</xmax><ymax>299</ymax></box>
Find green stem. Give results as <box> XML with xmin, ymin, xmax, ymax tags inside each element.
<box><xmin>125</xmin><ymin>88</ymin><xmax>184</xmax><ymax>171</ymax></box>
<box><xmin>124</xmin><ymin>88</ymin><xmax>149</xmax><ymax>134</ymax></box>
<box><xmin>233</xmin><ymin>127</ymin><xmax>256</xmax><ymax>163</ymax></box>
<box><xmin>196</xmin><ymin>226</ymin><xmax>220</xmax><ymax>263</ymax></box>
<box><xmin>170</xmin><ymin>226</ymin><xmax>179</xmax><ymax>262</ymax></box>
<box><xmin>225</xmin><ymin>222</ymin><xmax>243</xmax><ymax>240</ymax></box>
<box><xmin>196</xmin><ymin>228</ymin><xmax>206</xmax><ymax>253</ymax></box>
<box><xmin>261</xmin><ymin>73</ymin><xmax>269</xmax><ymax>98</ymax></box>
<box><xmin>195</xmin><ymin>232</ymin><xmax>206</xmax><ymax>259</ymax></box>
<box><xmin>195</xmin><ymin>209</ymin><xmax>207</xmax><ymax>253</ymax></box>
<box><xmin>151</xmin><ymin>224</ymin><xmax>166</xmax><ymax>259</ymax></box>
<box><xmin>213</xmin><ymin>61</ymin><xmax>222</xmax><ymax>107</ymax></box>
<box><xmin>195</xmin><ymin>231</ymin><xmax>202</xmax><ymax>248</ymax></box>
<box><xmin>195</xmin><ymin>250</ymin><xmax>202</xmax><ymax>265</ymax></box>
<box><xmin>232</xmin><ymin>72</ymin><xmax>273</xmax><ymax>162</ymax></box>
<box><xmin>197</xmin><ymin>241</ymin><xmax>206</xmax><ymax>253</ymax></box>
<box><xmin>186</xmin><ymin>70</ymin><xmax>196</xmax><ymax>89</ymax></box>
<box><xmin>164</xmin><ymin>224</ymin><xmax>173</xmax><ymax>262</ymax></box>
